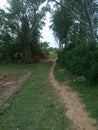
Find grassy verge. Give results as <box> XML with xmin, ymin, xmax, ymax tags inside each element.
<box><xmin>0</xmin><ymin>63</ymin><xmax>32</xmax><ymax>76</ymax></box>
<box><xmin>0</xmin><ymin>62</ymin><xmax>73</xmax><ymax>130</ymax></box>
<box><xmin>49</xmin><ymin>51</ymin><xmax>57</xmax><ymax>58</ymax></box>
<box><xmin>54</xmin><ymin>63</ymin><xmax>98</xmax><ymax>122</ymax></box>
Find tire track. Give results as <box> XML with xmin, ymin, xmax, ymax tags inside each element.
<box><xmin>49</xmin><ymin>60</ymin><xmax>97</xmax><ymax>130</ymax></box>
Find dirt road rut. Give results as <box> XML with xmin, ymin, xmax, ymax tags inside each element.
<box><xmin>49</xmin><ymin>60</ymin><xmax>97</xmax><ymax>130</ymax></box>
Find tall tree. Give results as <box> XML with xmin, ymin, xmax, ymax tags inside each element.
<box><xmin>51</xmin><ymin>7</ymin><xmax>73</xmax><ymax>48</ymax></box>
<box><xmin>49</xmin><ymin>0</ymin><xmax>97</xmax><ymax>42</ymax></box>
<box><xmin>6</xmin><ymin>0</ymin><xmax>46</xmax><ymax>63</ymax></box>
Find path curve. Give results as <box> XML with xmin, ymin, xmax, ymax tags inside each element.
<box><xmin>49</xmin><ymin>60</ymin><xmax>97</xmax><ymax>130</ymax></box>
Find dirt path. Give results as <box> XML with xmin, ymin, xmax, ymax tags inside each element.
<box><xmin>0</xmin><ymin>70</ymin><xmax>32</xmax><ymax>115</ymax></box>
<box><xmin>49</xmin><ymin>60</ymin><xmax>97</xmax><ymax>130</ymax></box>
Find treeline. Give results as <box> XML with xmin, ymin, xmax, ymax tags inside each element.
<box><xmin>51</xmin><ymin>0</ymin><xmax>98</xmax><ymax>84</ymax></box>
<box><xmin>58</xmin><ymin>44</ymin><xmax>98</xmax><ymax>84</ymax></box>
<box><xmin>0</xmin><ymin>0</ymin><xmax>49</xmax><ymax>63</ymax></box>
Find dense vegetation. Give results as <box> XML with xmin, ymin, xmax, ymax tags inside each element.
<box><xmin>58</xmin><ymin>44</ymin><xmax>98</xmax><ymax>84</ymax></box>
<box><xmin>0</xmin><ymin>0</ymin><xmax>98</xmax><ymax>83</ymax></box>
<box><xmin>51</xmin><ymin>0</ymin><xmax>98</xmax><ymax>84</ymax></box>
<box><xmin>0</xmin><ymin>0</ymin><xmax>49</xmax><ymax>63</ymax></box>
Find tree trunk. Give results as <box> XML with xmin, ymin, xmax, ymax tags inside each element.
<box><xmin>23</xmin><ymin>37</ymin><xmax>31</xmax><ymax>63</ymax></box>
<box><xmin>84</xmin><ymin>0</ymin><xmax>95</xmax><ymax>42</ymax></box>
<box><xmin>52</xmin><ymin>0</ymin><xmax>95</xmax><ymax>42</ymax></box>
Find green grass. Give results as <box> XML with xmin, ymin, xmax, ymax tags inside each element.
<box><xmin>54</xmin><ymin>63</ymin><xmax>98</xmax><ymax>123</ymax></box>
<box><xmin>49</xmin><ymin>51</ymin><xmax>57</xmax><ymax>58</ymax></box>
<box><xmin>0</xmin><ymin>62</ymin><xmax>73</xmax><ymax>130</ymax></box>
<box><xmin>0</xmin><ymin>63</ymin><xmax>32</xmax><ymax>76</ymax></box>
<box><xmin>54</xmin><ymin>63</ymin><xmax>76</xmax><ymax>83</ymax></box>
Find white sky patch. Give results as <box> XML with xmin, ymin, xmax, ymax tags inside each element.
<box><xmin>40</xmin><ymin>12</ymin><xmax>58</xmax><ymax>48</ymax></box>
<box><xmin>0</xmin><ymin>0</ymin><xmax>9</xmax><ymax>10</ymax></box>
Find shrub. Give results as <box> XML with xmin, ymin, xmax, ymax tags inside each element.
<box><xmin>87</xmin><ymin>62</ymin><xmax>98</xmax><ymax>84</ymax></box>
<box><xmin>58</xmin><ymin>43</ymin><xmax>98</xmax><ymax>84</ymax></box>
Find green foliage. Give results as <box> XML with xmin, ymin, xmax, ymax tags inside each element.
<box><xmin>58</xmin><ymin>43</ymin><xmax>98</xmax><ymax>84</ymax></box>
<box><xmin>51</xmin><ymin>0</ymin><xmax>98</xmax><ymax>43</ymax></box>
<box><xmin>51</xmin><ymin>7</ymin><xmax>73</xmax><ymax>46</ymax></box>
<box><xmin>0</xmin><ymin>0</ymin><xmax>48</xmax><ymax>63</ymax></box>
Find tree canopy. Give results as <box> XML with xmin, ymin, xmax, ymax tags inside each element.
<box><xmin>50</xmin><ymin>0</ymin><xmax>98</xmax><ymax>84</ymax></box>
<box><xmin>50</xmin><ymin>0</ymin><xmax>98</xmax><ymax>45</ymax></box>
<box><xmin>0</xmin><ymin>0</ymin><xmax>48</xmax><ymax>63</ymax></box>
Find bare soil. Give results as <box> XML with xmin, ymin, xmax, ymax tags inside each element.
<box><xmin>49</xmin><ymin>60</ymin><xmax>98</xmax><ymax>130</ymax></box>
<box><xmin>0</xmin><ymin>70</ymin><xmax>32</xmax><ymax>116</ymax></box>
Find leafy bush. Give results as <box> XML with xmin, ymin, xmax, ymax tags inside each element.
<box><xmin>58</xmin><ymin>43</ymin><xmax>98</xmax><ymax>84</ymax></box>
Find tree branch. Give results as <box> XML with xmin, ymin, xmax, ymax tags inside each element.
<box><xmin>51</xmin><ymin>0</ymin><xmax>89</xmax><ymax>26</ymax></box>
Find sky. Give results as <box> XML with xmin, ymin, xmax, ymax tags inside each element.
<box><xmin>0</xmin><ymin>0</ymin><xmax>58</xmax><ymax>48</ymax></box>
<box><xmin>0</xmin><ymin>0</ymin><xmax>9</xmax><ymax>9</ymax></box>
<box><xmin>40</xmin><ymin>12</ymin><xmax>58</xmax><ymax>48</ymax></box>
